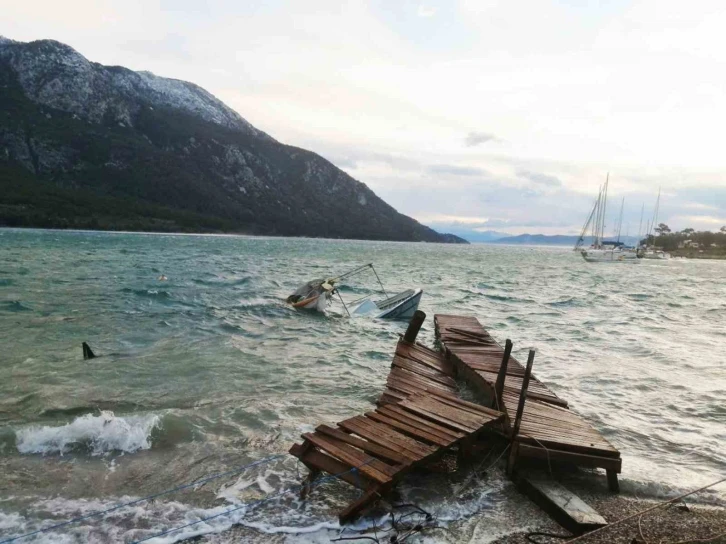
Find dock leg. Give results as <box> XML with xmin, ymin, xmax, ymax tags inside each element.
<box><xmin>606</xmin><ymin>470</ymin><xmax>620</xmax><ymax>493</ymax></box>
<box><xmin>458</xmin><ymin>436</ymin><xmax>475</xmax><ymax>466</ymax></box>
<box><xmin>300</xmin><ymin>466</ymin><xmax>321</xmax><ymax>499</ymax></box>
<box><xmin>506</xmin><ymin>441</ymin><xmax>520</xmax><ymax>477</ymax></box>
<box><xmin>403</xmin><ymin>310</ymin><xmax>426</xmax><ymax>344</ymax></box>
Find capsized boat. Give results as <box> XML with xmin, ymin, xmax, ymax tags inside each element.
<box><xmin>286</xmin><ymin>278</ymin><xmax>336</xmax><ymax>312</ymax></box>
<box><xmin>349</xmin><ymin>288</ymin><xmax>423</xmax><ymax>320</ymax></box>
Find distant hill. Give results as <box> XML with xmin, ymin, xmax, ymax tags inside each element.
<box><xmin>431</xmin><ymin>228</ymin><xmax>510</xmax><ymax>243</ymax></box>
<box><xmin>0</xmin><ymin>37</ymin><xmax>467</xmax><ymax>243</ymax></box>
<box><xmin>491</xmin><ymin>234</ymin><xmax>642</xmax><ymax>246</ymax></box>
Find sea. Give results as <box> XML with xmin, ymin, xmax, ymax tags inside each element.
<box><xmin>0</xmin><ymin>229</ymin><xmax>724</xmax><ymax>543</ymax></box>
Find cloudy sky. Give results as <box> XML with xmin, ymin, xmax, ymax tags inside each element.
<box><xmin>5</xmin><ymin>0</ymin><xmax>726</xmax><ymax>236</ymax></box>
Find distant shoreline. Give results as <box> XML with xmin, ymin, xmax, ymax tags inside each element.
<box><xmin>0</xmin><ymin>226</ymin><xmax>467</xmax><ymax>245</ymax></box>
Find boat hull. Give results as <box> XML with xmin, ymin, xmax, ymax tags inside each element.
<box><xmin>580</xmin><ymin>249</ymin><xmax>639</xmax><ymax>263</ymax></box>
<box><xmin>377</xmin><ymin>289</ymin><xmax>423</xmax><ymax>320</ymax></box>
<box><xmin>350</xmin><ymin>288</ymin><xmax>423</xmax><ymax>320</ymax></box>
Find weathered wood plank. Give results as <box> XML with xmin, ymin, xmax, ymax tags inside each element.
<box><xmin>301</xmin><ymin>433</ymin><xmax>394</xmax><ymax>482</ymax></box>
<box><xmin>377</xmin><ymin>405</ymin><xmax>465</xmax><ymax>440</ymax></box>
<box><xmin>365</xmin><ymin>411</ymin><xmax>454</xmax><ymax>447</ymax></box>
<box><xmin>517</xmin><ymin>473</ymin><xmax>608</xmax><ymax>534</ymax></box>
<box><xmin>316</xmin><ymin>425</ymin><xmax>410</xmax><ymax>466</ymax></box>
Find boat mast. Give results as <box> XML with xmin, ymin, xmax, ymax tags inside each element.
<box><xmin>649</xmin><ymin>187</ymin><xmax>661</xmax><ymax>245</ymax></box>
<box><xmin>576</xmin><ymin>190</ymin><xmax>600</xmax><ymax>250</ymax></box>
<box><xmin>616</xmin><ymin>197</ymin><xmax>625</xmax><ymax>243</ymax></box>
<box><xmin>637</xmin><ymin>203</ymin><xmax>645</xmax><ymax>246</ymax></box>
<box><xmin>593</xmin><ymin>184</ymin><xmax>603</xmax><ymax>247</ymax></box>
<box><xmin>598</xmin><ymin>173</ymin><xmax>609</xmax><ymax>247</ymax></box>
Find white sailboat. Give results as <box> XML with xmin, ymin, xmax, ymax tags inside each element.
<box><xmin>639</xmin><ymin>188</ymin><xmax>672</xmax><ymax>260</ymax></box>
<box><xmin>575</xmin><ymin>175</ymin><xmax>639</xmax><ymax>263</ymax></box>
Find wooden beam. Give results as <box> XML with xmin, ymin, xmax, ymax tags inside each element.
<box><xmin>516</xmin><ymin>473</ymin><xmax>607</xmax><ymax>534</ymax></box>
<box><xmin>516</xmin><ymin>443</ymin><xmax>622</xmax><ymax>472</ymax></box>
<box><xmin>403</xmin><ymin>310</ymin><xmax>426</xmax><ymax>344</ymax></box>
<box><xmin>493</xmin><ymin>339</ymin><xmax>513</xmax><ymax>411</ymax></box>
<box><xmin>512</xmin><ymin>349</ymin><xmax>536</xmax><ymax>438</ymax></box>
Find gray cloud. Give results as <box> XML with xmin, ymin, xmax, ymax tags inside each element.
<box><xmin>517</xmin><ymin>169</ymin><xmax>562</xmax><ymax>187</ymax></box>
<box><xmin>428</xmin><ymin>164</ymin><xmax>488</xmax><ymax>177</ymax></box>
<box><xmin>464</xmin><ymin>131</ymin><xmax>498</xmax><ymax>147</ymax></box>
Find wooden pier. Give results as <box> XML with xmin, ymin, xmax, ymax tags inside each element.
<box><xmin>289</xmin><ymin>311</ymin><xmax>621</xmax><ymax>532</ymax></box>
<box><xmin>290</xmin><ymin>322</ymin><xmax>504</xmax><ymax>522</ymax></box>
<box><xmin>434</xmin><ymin>314</ymin><xmax>622</xmax><ymax>492</ymax></box>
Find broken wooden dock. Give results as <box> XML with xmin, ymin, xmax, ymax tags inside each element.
<box><xmin>435</xmin><ymin>314</ymin><xmax>622</xmax><ymax>492</ymax></box>
<box><xmin>289</xmin><ymin>310</ymin><xmax>621</xmax><ymax>533</ymax></box>
<box><xmin>290</xmin><ymin>316</ymin><xmax>504</xmax><ymax>522</ymax></box>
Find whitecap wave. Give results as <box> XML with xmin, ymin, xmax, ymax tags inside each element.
<box><xmin>15</xmin><ymin>411</ymin><xmax>160</xmax><ymax>455</ymax></box>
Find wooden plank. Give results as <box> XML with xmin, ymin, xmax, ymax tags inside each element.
<box><xmin>389</xmin><ymin>368</ymin><xmax>456</xmax><ymax>393</ymax></box>
<box><xmin>338</xmin><ymin>487</ymin><xmax>385</xmax><ymax>523</ymax></box>
<box><xmin>351</xmin><ymin>416</ymin><xmax>437</xmax><ymax>457</ymax></box>
<box><xmin>517</xmin><ymin>473</ymin><xmax>608</xmax><ymax>534</ymax></box>
<box><xmin>338</xmin><ymin>419</ymin><xmax>421</xmax><ymax>461</ymax></box>
<box><xmin>290</xmin><ymin>443</ymin><xmax>375</xmax><ymax>490</ymax></box>
<box><xmin>406</xmin><ymin>396</ymin><xmax>485</xmax><ymax>429</ymax></box>
<box><xmin>424</xmin><ymin>387</ymin><xmax>503</xmax><ymax>418</ymax></box>
<box><xmin>391</xmin><ymin>357</ymin><xmax>457</xmax><ymax>387</ymax></box>
<box><xmin>378</xmin><ymin>404</ymin><xmax>465</xmax><ymax>440</ymax></box>
<box><xmin>339</xmin><ymin>417</ymin><xmax>433</xmax><ymax>459</ymax></box>
<box><xmin>316</xmin><ymin>425</ymin><xmax>410</xmax><ymax>466</ymax></box>
<box><xmin>516</xmin><ymin>443</ymin><xmax>622</xmax><ymax>471</ymax></box>
<box><xmin>301</xmin><ymin>433</ymin><xmax>393</xmax><ymax>483</ymax></box>
<box><xmin>398</xmin><ymin>400</ymin><xmax>478</xmax><ymax>434</ymax></box>
<box><xmin>365</xmin><ymin>411</ymin><xmax>453</xmax><ymax>447</ymax></box>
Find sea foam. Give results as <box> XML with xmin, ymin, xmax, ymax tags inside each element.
<box><xmin>15</xmin><ymin>411</ymin><xmax>160</xmax><ymax>455</ymax></box>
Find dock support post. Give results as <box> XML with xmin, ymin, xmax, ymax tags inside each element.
<box><xmin>508</xmin><ymin>349</ymin><xmax>535</xmax><ymax>476</ymax></box>
<box><xmin>82</xmin><ymin>342</ymin><xmax>96</xmax><ymax>360</ymax></box>
<box><xmin>493</xmin><ymin>339</ymin><xmax>513</xmax><ymax>410</ymax></box>
<box><xmin>403</xmin><ymin>310</ymin><xmax>426</xmax><ymax>344</ymax></box>
<box><xmin>606</xmin><ymin>470</ymin><xmax>620</xmax><ymax>493</ymax></box>
<box><xmin>512</xmin><ymin>349</ymin><xmax>535</xmax><ymax>438</ymax></box>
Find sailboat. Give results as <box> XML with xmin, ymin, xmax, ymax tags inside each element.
<box><xmin>575</xmin><ymin>175</ymin><xmax>639</xmax><ymax>263</ymax></box>
<box><xmin>286</xmin><ymin>264</ymin><xmax>423</xmax><ymax>319</ymax></box>
<box><xmin>639</xmin><ymin>188</ymin><xmax>671</xmax><ymax>260</ymax></box>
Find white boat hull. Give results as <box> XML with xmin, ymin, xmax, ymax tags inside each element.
<box><xmin>580</xmin><ymin>249</ymin><xmax>640</xmax><ymax>263</ymax></box>
<box><xmin>351</xmin><ymin>288</ymin><xmax>423</xmax><ymax>320</ymax></box>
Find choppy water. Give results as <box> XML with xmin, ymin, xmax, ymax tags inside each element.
<box><xmin>0</xmin><ymin>229</ymin><xmax>724</xmax><ymax>543</ymax></box>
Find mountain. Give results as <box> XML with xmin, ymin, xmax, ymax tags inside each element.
<box><xmin>0</xmin><ymin>37</ymin><xmax>467</xmax><ymax>243</ymax></box>
<box><xmin>433</xmin><ymin>228</ymin><xmax>510</xmax><ymax>243</ymax></box>
<box><xmin>491</xmin><ymin>234</ymin><xmax>642</xmax><ymax>246</ymax></box>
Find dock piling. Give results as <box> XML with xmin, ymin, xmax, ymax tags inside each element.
<box><xmin>494</xmin><ymin>339</ymin><xmax>513</xmax><ymax>410</ymax></box>
<box><xmin>512</xmin><ymin>349</ymin><xmax>535</xmax><ymax>439</ymax></box>
<box><xmin>403</xmin><ymin>310</ymin><xmax>426</xmax><ymax>344</ymax></box>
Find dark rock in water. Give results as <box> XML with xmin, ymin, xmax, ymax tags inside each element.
<box><xmin>0</xmin><ymin>37</ymin><xmax>468</xmax><ymax>243</ymax></box>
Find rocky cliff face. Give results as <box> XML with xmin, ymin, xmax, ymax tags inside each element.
<box><xmin>0</xmin><ymin>37</ymin><xmax>467</xmax><ymax>242</ymax></box>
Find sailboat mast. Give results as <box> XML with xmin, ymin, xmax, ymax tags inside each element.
<box><xmin>593</xmin><ymin>184</ymin><xmax>603</xmax><ymax>245</ymax></box>
<box><xmin>637</xmin><ymin>203</ymin><xmax>645</xmax><ymax>245</ymax></box>
<box><xmin>599</xmin><ymin>173</ymin><xmax>609</xmax><ymax>245</ymax></box>
<box><xmin>653</xmin><ymin>187</ymin><xmax>661</xmax><ymax>237</ymax></box>
<box><xmin>616</xmin><ymin>196</ymin><xmax>624</xmax><ymax>243</ymax></box>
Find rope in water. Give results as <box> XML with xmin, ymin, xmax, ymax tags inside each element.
<box><xmin>132</xmin><ymin>459</ymin><xmax>376</xmax><ymax>543</ymax></box>
<box><xmin>0</xmin><ymin>453</ymin><xmax>287</xmax><ymax>543</ymax></box>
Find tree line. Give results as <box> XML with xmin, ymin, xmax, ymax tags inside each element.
<box><xmin>642</xmin><ymin>224</ymin><xmax>726</xmax><ymax>251</ymax></box>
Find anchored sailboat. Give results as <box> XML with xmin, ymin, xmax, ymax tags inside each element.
<box><xmin>575</xmin><ymin>175</ymin><xmax>639</xmax><ymax>263</ymax></box>
<box><xmin>639</xmin><ymin>188</ymin><xmax>671</xmax><ymax>260</ymax></box>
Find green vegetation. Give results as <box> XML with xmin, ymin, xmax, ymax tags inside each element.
<box><xmin>641</xmin><ymin>224</ymin><xmax>726</xmax><ymax>259</ymax></box>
